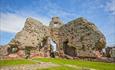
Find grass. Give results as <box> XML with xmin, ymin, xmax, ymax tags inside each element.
<box><xmin>0</xmin><ymin>58</ymin><xmax>115</xmax><ymax>70</ymax></box>
<box><xmin>0</xmin><ymin>59</ymin><xmax>36</xmax><ymax>66</ymax></box>
<box><xmin>34</xmin><ymin>58</ymin><xmax>115</xmax><ymax>70</ymax></box>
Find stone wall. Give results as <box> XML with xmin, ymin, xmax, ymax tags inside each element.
<box><xmin>0</xmin><ymin>17</ymin><xmax>106</xmax><ymax>59</ymax></box>
<box><xmin>59</xmin><ymin>17</ymin><xmax>106</xmax><ymax>58</ymax></box>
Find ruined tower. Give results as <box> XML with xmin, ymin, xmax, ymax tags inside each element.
<box><xmin>49</xmin><ymin>17</ymin><xmax>64</xmax><ymax>57</ymax></box>
<box><xmin>49</xmin><ymin>17</ymin><xmax>63</xmax><ymax>28</ymax></box>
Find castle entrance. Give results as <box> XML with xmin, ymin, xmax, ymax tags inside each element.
<box><xmin>63</xmin><ymin>40</ymin><xmax>77</xmax><ymax>57</ymax></box>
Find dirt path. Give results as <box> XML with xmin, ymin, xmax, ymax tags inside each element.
<box><xmin>0</xmin><ymin>62</ymin><xmax>59</xmax><ymax>70</ymax></box>
<box><xmin>0</xmin><ymin>59</ymin><xmax>96</xmax><ymax>70</ymax></box>
<box><xmin>64</xmin><ymin>64</ymin><xmax>96</xmax><ymax>70</ymax></box>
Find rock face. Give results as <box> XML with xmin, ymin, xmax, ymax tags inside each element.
<box><xmin>59</xmin><ymin>17</ymin><xmax>106</xmax><ymax>57</ymax></box>
<box><xmin>0</xmin><ymin>17</ymin><xmax>106</xmax><ymax>59</ymax></box>
<box><xmin>13</xmin><ymin>17</ymin><xmax>50</xmax><ymax>48</ymax></box>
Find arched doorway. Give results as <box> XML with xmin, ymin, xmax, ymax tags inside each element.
<box><xmin>50</xmin><ymin>39</ymin><xmax>57</xmax><ymax>52</ymax></box>
<box><xmin>63</xmin><ymin>40</ymin><xmax>77</xmax><ymax>57</ymax></box>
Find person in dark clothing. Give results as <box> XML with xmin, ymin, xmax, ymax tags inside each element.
<box><xmin>50</xmin><ymin>51</ymin><xmax>55</xmax><ymax>58</ymax></box>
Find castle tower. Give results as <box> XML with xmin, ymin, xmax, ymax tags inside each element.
<box><xmin>49</xmin><ymin>17</ymin><xmax>64</xmax><ymax>28</ymax></box>
<box><xmin>49</xmin><ymin>17</ymin><xmax>64</xmax><ymax>57</ymax></box>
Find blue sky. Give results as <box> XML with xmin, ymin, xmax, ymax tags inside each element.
<box><xmin>0</xmin><ymin>0</ymin><xmax>115</xmax><ymax>46</ymax></box>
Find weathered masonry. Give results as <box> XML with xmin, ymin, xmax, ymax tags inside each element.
<box><xmin>0</xmin><ymin>17</ymin><xmax>106</xmax><ymax>59</ymax></box>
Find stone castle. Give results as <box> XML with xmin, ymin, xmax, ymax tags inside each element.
<box><xmin>0</xmin><ymin>17</ymin><xmax>106</xmax><ymax>59</ymax></box>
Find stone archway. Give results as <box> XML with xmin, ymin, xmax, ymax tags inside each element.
<box><xmin>50</xmin><ymin>39</ymin><xmax>57</xmax><ymax>52</ymax></box>
<box><xmin>63</xmin><ymin>40</ymin><xmax>77</xmax><ymax>57</ymax></box>
<box><xmin>7</xmin><ymin>44</ymin><xmax>19</xmax><ymax>55</ymax></box>
<box><xmin>48</xmin><ymin>38</ymin><xmax>57</xmax><ymax>58</ymax></box>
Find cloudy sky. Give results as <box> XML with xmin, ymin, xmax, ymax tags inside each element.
<box><xmin>0</xmin><ymin>0</ymin><xmax>115</xmax><ymax>46</ymax></box>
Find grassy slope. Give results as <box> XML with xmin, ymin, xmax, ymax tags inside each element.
<box><xmin>34</xmin><ymin>58</ymin><xmax>115</xmax><ymax>70</ymax></box>
<box><xmin>0</xmin><ymin>59</ymin><xmax>36</xmax><ymax>66</ymax></box>
<box><xmin>0</xmin><ymin>58</ymin><xmax>115</xmax><ymax>70</ymax></box>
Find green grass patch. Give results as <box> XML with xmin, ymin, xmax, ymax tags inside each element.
<box><xmin>0</xmin><ymin>59</ymin><xmax>36</xmax><ymax>66</ymax></box>
<box><xmin>0</xmin><ymin>58</ymin><xmax>115</xmax><ymax>70</ymax></box>
<box><xmin>34</xmin><ymin>58</ymin><xmax>115</xmax><ymax>70</ymax></box>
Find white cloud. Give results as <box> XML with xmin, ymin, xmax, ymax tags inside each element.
<box><xmin>0</xmin><ymin>13</ymin><xmax>50</xmax><ymax>33</ymax></box>
<box><xmin>106</xmin><ymin>0</ymin><xmax>115</xmax><ymax>15</ymax></box>
<box><xmin>30</xmin><ymin>16</ymin><xmax>50</xmax><ymax>26</ymax></box>
<box><xmin>0</xmin><ymin>13</ymin><xmax>26</xmax><ymax>33</ymax></box>
<box><xmin>41</xmin><ymin>1</ymin><xmax>78</xmax><ymax>23</ymax></box>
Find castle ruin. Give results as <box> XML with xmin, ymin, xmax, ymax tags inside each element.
<box><xmin>0</xmin><ymin>17</ymin><xmax>106</xmax><ymax>59</ymax></box>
